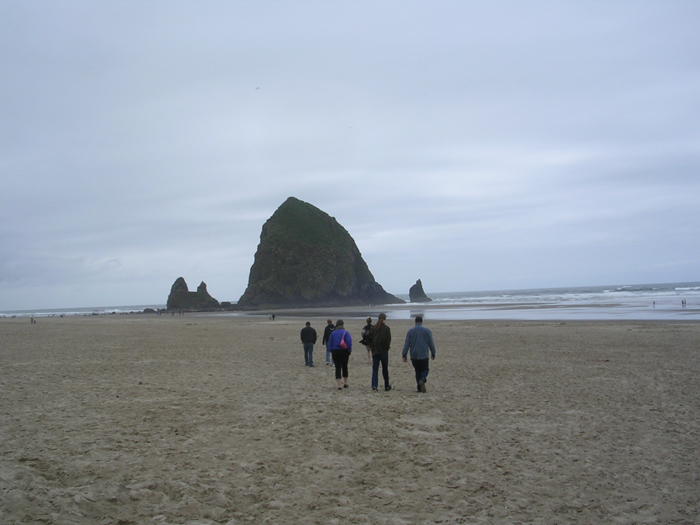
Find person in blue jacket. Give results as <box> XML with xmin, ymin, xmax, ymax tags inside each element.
<box><xmin>402</xmin><ymin>315</ymin><xmax>436</xmax><ymax>392</ymax></box>
<box><xmin>328</xmin><ymin>319</ymin><xmax>352</xmax><ymax>390</ymax></box>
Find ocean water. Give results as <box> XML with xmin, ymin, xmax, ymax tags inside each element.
<box><xmin>390</xmin><ymin>282</ymin><xmax>700</xmax><ymax>321</ymax></box>
<box><xmin>1</xmin><ymin>282</ymin><xmax>698</xmax><ymax>321</ymax></box>
<box><xmin>0</xmin><ymin>305</ymin><xmax>165</xmax><ymax>319</ymax></box>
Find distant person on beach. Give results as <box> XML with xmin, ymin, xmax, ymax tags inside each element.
<box><xmin>322</xmin><ymin>319</ymin><xmax>335</xmax><ymax>365</ymax></box>
<box><xmin>300</xmin><ymin>321</ymin><xmax>317</xmax><ymax>367</ymax></box>
<box><xmin>369</xmin><ymin>313</ymin><xmax>392</xmax><ymax>391</ymax></box>
<box><xmin>402</xmin><ymin>315</ymin><xmax>436</xmax><ymax>393</ymax></box>
<box><xmin>360</xmin><ymin>317</ymin><xmax>373</xmax><ymax>362</ymax></box>
<box><xmin>328</xmin><ymin>319</ymin><xmax>352</xmax><ymax>390</ymax></box>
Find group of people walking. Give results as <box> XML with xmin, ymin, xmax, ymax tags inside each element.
<box><xmin>300</xmin><ymin>314</ymin><xmax>437</xmax><ymax>392</ymax></box>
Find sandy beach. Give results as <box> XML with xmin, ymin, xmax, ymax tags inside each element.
<box><xmin>1</xmin><ymin>314</ymin><xmax>699</xmax><ymax>524</ymax></box>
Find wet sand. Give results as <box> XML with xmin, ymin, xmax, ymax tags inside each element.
<box><xmin>1</xmin><ymin>315</ymin><xmax>699</xmax><ymax>524</ymax></box>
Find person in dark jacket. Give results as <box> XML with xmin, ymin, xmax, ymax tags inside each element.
<box><xmin>322</xmin><ymin>319</ymin><xmax>335</xmax><ymax>365</ymax></box>
<box><xmin>402</xmin><ymin>315</ymin><xmax>436</xmax><ymax>392</ymax></box>
<box><xmin>327</xmin><ymin>319</ymin><xmax>352</xmax><ymax>390</ymax></box>
<box><xmin>360</xmin><ymin>317</ymin><xmax>373</xmax><ymax>362</ymax></box>
<box><xmin>300</xmin><ymin>321</ymin><xmax>317</xmax><ymax>367</ymax></box>
<box><xmin>370</xmin><ymin>313</ymin><xmax>392</xmax><ymax>391</ymax></box>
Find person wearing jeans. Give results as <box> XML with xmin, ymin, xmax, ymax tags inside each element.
<box><xmin>369</xmin><ymin>313</ymin><xmax>392</xmax><ymax>391</ymax></box>
<box><xmin>402</xmin><ymin>315</ymin><xmax>436</xmax><ymax>392</ymax></box>
<box><xmin>300</xmin><ymin>321</ymin><xmax>317</xmax><ymax>367</ymax></box>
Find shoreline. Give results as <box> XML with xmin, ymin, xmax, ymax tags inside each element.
<box><xmin>2</xmin><ymin>280</ymin><xmax>697</xmax><ymax>321</ymax></box>
<box><xmin>4</xmin><ymin>302</ymin><xmax>699</xmax><ymax>322</ymax></box>
<box><xmin>204</xmin><ymin>300</ymin><xmax>700</xmax><ymax>321</ymax></box>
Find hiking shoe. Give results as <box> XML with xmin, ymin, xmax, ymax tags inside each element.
<box><xmin>418</xmin><ymin>379</ymin><xmax>426</xmax><ymax>393</ymax></box>
<box><xmin>372</xmin><ymin>387</ymin><xmax>378</xmax><ymax>391</ymax></box>
<box><xmin>385</xmin><ymin>385</ymin><xmax>392</xmax><ymax>391</ymax></box>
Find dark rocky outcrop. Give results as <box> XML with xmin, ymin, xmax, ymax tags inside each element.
<box><xmin>166</xmin><ymin>277</ymin><xmax>220</xmax><ymax>310</ymax></box>
<box><xmin>409</xmin><ymin>279</ymin><xmax>432</xmax><ymax>303</ymax></box>
<box><xmin>238</xmin><ymin>197</ymin><xmax>404</xmax><ymax>308</ymax></box>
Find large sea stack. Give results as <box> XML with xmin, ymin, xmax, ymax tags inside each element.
<box><xmin>167</xmin><ymin>277</ymin><xmax>220</xmax><ymax>310</ymax></box>
<box><xmin>238</xmin><ymin>197</ymin><xmax>404</xmax><ymax>308</ymax></box>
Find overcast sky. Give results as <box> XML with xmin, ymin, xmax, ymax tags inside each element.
<box><xmin>1</xmin><ymin>1</ymin><xmax>699</xmax><ymax>310</ymax></box>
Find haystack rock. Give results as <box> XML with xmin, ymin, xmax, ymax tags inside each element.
<box><xmin>409</xmin><ymin>279</ymin><xmax>432</xmax><ymax>303</ymax></box>
<box><xmin>166</xmin><ymin>277</ymin><xmax>220</xmax><ymax>310</ymax></box>
<box><xmin>238</xmin><ymin>197</ymin><xmax>404</xmax><ymax>308</ymax></box>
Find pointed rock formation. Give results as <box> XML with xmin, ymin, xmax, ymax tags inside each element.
<box><xmin>167</xmin><ymin>277</ymin><xmax>220</xmax><ymax>310</ymax></box>
<box><xmin>409</xmin><ymin>279</ymin><xmax>432</xmax><ymax>303</ymax></box>
<box><xmin>238</xmin><ymin>197</ymin><xmax>404</xmax><ymax>308</ymax></box>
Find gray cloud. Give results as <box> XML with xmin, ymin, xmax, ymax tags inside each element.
<box><xmin>1</xmin><ymin>1</ymin><xmax>699</xmax><ymax>310</ymax></box>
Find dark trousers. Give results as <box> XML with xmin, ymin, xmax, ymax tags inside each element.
<box><xmin>303</xmin><ymin>343</ymin><xmax>314</xmax><ymax>366</ymax></box>
<box><xmin>332</xmin><ymin>349</ymin><xmax>350</xmax><ymax>379</ymax></box>
<box><xmin>372</xmin><ymin>353</ymin><xmax>389</xmax><ymax>389</ymax></box>
<box><xmin>411</xmin><ymin>358</ymin><xmax>430</xmax><ymax>389</ymax></box>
